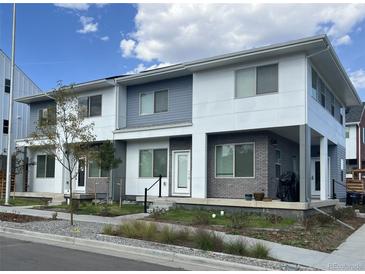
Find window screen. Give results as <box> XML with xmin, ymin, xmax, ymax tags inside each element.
<box><xmin>257</xmin><ymin>64</ymin><xmax>278</xmax><ymax>94</ymax></box>
<box><xmin>154</xmin><ymin>90</ymin><xmax>168</xmax><ymax>113</ymax></box>
<box><xmin>89</xmin><ymin>95</ymin><xmax>102</xmax><ymax>117</ymax></box>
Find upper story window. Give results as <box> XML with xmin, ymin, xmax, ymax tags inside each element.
<box><xmin>139</xmin><ymin>148</ymin><xmax>168</xmax><ymax>177</ymax></box>
<box><xmin>88</xmin><ymin>160</ymin><xmax>110</xmax><ymax>178</ymax></box>
<box><xmin>235</xmin><ymin>64</ymin><xmax>278</xmax><ymax>98</ymax></box>
<box><xmin>140</xmin><ymin>90</ymin><xmax>168</xmax><ymax>115</ymax></box>
<box><xmin>4</xmin><ymin>79</ymin><xmax>10</xmax><ymax>93</ymax></box>
<box><xmin>345</xmin><ymin>127</ymin><xmax>350</xmax><ymax>138</ymax></box>
<box><xmin>78</xmin><ymin>95</ymin><xmax>102</xmax><ymax>118</ymax></box>
<box><xmin>3</xmin><ymin>120</ymin><xmax>9</xmax><ymax>134</ymax></box>
<box><xmin>363</xmin><ymin>128</ymin><xmax>365</xmax><ymax>144</ymax></box>
<box><xmin>36</xmin><ymin>154</ymin><xmax>55</xmax><ymax>178</ymax></box>
<box><xmin>215</xmin><ymin>143</ymin><xmax>254</xmax><ymax>178</ymax></box>
<box><xmin>39</xmin><ymin>107</ymin><xmax>56</xmax><ymax>126</ymax></box>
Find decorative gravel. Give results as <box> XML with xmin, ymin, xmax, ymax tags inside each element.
<box><xmin>0</xmin><ymin>219</ymin><xmax>315</xmax><ymax>271</ymax></box>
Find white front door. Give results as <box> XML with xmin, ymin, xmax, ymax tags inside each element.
<box><xmin>311</xmin><ymin>157</ymin><xmax>331</xmax><ymax>198</ymax></box>
<box><xmin>172</xmin><ymin>150</ymin><xmax>191</xmax><ymax>196</ymax></box>
<box><xmin>75</xmin><ymin>158</ymin><xmax>86</xmax><ymax>193</ymax></box>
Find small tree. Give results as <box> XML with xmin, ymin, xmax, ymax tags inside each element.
<box><xmin>90</xmin><ymin>141</ymin><xmax>122</xmax><ymax>203</ymax></box>
<box><xmin>28</xmin><ymin>83</ymin><xmax>96</xmax><ymax>225</ymax></box>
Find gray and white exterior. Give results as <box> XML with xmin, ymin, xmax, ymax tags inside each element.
<box><xmin>0</xmin><ymin>49</ymin><xmax>41</xmax><ymax>171</ymax></box>
<box><xmin>15</xmin><ymin>35</ymin><xmax>361</xmax><ymax>204</ymax></box>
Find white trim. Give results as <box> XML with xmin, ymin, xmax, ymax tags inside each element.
<box><xmin>35</xmin><ymin>154</ymin><xmax>55</xmax><ymax>179</ymax></box>
<box><xmin>311</xmin><ymin>156</ymin><xmax>331</xmax><ymax>197</ymax></box>
<box><xmin>214</xmin><ymin>142</ymin><xmax>255</xmax><ymax>179</ymax></box>
<box><xmin>76</xmin><ymin>158</ymin><xmax>86</xmax><ymax>193</ymax></box>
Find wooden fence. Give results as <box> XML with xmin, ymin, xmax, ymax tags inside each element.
<box><xmin>0</xmin><ymin>170</ymin><xmax>15</xmax><ymax>199</ymax></box>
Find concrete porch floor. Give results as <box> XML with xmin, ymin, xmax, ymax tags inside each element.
<box><xmin>136</xmin><ymin>196</ymin><xmax>340</xmax><ymax>210</ymax></box>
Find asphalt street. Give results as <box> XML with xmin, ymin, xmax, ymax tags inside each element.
<box><xmin>0</xmin><ymin>236</ymin><xmax>181</xmax><ymax>271</ymax></box>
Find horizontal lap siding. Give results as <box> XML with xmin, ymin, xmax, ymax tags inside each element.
<box><xmin>126</xmin><ymin>76</ymin><xmax>192</xmax><ymax>128</ymax></box>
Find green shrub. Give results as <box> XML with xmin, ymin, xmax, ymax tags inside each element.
<box><xmin>194</xmin><ymin>229</ymin><xmax>224</xmax><ymax>252</ymax></box>
<box><xmin>159</xmin><ymin>227</ymin><xmax>179</xmax><ymax>244</ymax></box>
<box><xmin>230</xmin><ymin>214</ymin><xmax>245</xmax><ymax>229</ymax></box>
<box><xmin>103</xmin><ymin>224</ymin><xmax>114</xmax><ymax>235</ymax></box>
<box><xmin>192</xmin><ymin>211</ymin><xmax>210</xmax><ymax>225</ymax></box>
<box><xmin>249</xmin><ymin>243</ymin><xmax>270</xmax><ymax>259</ymax></box>
<box><xmin>224</xmin><ymin>240</ymin><xmax>248</xmax><ymax>256</ymax></box>
<box><xmin>116</xmin><ymin>221</ymin><xmax>157</xmax><ymax>240</ymax></box>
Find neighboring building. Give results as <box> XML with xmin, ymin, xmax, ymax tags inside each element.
<box><xmin>0</xmin><ymin>49</ymin><xmax>41</xmax><ymax>171</ymax></box>
<box><xmin>345</xmin><ymin>103</ymin><xmax>365</xmax><ymax>177</ymax></box>
<box><xmin>15</xmin><ymin>35</ymin><xmax>361</xmax><ymax>205</ymax></box>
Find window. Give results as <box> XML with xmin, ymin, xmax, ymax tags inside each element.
<box><xmin>4</xmin><ymin>79</ymin><xmax>10</xmax><ymax>93</ymax></box>
<box><xmin>275</xmin><ymin>149</ymin><xmax>281</xmax><ymax>178</ymax></box>
<box><xmin>39</xmin><ymin>107</ymin><xmax>56</xmax><ymax>126</ymax></box>
<box><xmin>330</xmin><ymin>93</ymin><xmax>335</xmax><ymax>116</ymax></box>
<box><xmin>319</xmin><ymin>79</ymin><xmax>326</xmax><ymax>107</ymax></box>
<box><xmin>236</xmin><ymin>64</ymin><xmax>278</xmax><ymax>98</ymax></box>
<box><xmin>88</xmin><ymin>160</ymin><xmax>109</xmax><ymax>178</ymax></box>
<box><xmin>140</xmin><ymin>90</ymin><xmax>168</xmax><ymax>115</ymax></box>
<box><xmin>311</xmin><ymin>69</ymin><xmax>319</xmax><ymax>100</ymax></box>
<box><xmin>139</xmin><ymin>148</ymin><xmax>168</xmax><ymax>177</ymax></box>
<box><xmin>36</xmin><ymin>155</ymin><xmax>55</xmax><ymax>178</ymax></box>
<box><xmin>215</xmin><ymin>143</ymin><xmax>254</xmax><ymax>178</ymax></box>
<box><xmin>78</xmin><ymin>95</ymin><xmax>102</xmax><ymax>118</ymax></box>
<box><xmin>363</xmin><ymin>128</ymin><xmax>365</xmax><ymax>144</ymax></box>
<box><xmin>345</xmin><ymin>127</ymin><xmax>350</xmax><ymax>138</ymax></box>
<box><xmin>3</xmin><ymin>120</ymin><xmax>9</xmax><ymax>134</ymax></box>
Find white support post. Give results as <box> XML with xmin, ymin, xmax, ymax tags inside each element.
<box><xmin>191</xmin><ymin>133</ymin><xmax>207</xmax><ymax>198</ymax></box>
<box><xmin>320</xmin><ymin>136</ymin><xmax>329</xmax><ymax>200</ymax></box>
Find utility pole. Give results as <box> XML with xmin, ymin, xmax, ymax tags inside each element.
<box><xmin>5</xmin><ymin>4</ymin><xmax>16</xmax><ymax>205</ymax></box>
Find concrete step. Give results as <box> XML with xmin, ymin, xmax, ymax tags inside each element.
<box><xmin>148</xmin><ymin>200</ymin><xmax>175</xmax><ymax>213</ymax></box>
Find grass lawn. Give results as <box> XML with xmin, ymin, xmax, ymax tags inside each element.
<box><xmin>149</xmin><ymin>208</ymin><xmax>296</xmax><ymax>229</ymax></box>
<box><xmin>44</xmin><ymin>202</ymin><xmax>144</xmax><ymax>217</ymax></box>
<box><xmin>0</xmin><ymin>197</ymin><xmax>49</xmax><ymax>206</ymax></box>
<box><xmin>148</xmin><ymin>207</ymin><xmax>365</xmax><ymax>253</ymax></box>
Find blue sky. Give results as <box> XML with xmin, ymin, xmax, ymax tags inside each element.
<box><xmin>0</xmin><ymin>3</ymin><xmax>365</xmax><ymax>99</ymax></box>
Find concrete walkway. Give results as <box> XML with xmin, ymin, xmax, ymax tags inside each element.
<box><xmin>1</xmin><ymin>205</ymin><xmax>364</xmax><ymax>270</ymax></box>
<box><xmin>0</xmin><ymin>206</ymin><xmax>148</xmax><ymax>224</ymax></box>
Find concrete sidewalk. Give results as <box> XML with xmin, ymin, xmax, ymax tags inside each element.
<box><xmin>0</xmin><ymin>205</ymin><xmax>148</xmax><ymax>224</ymax></box>
<box><xmin>1</xmin><ymin>205</ymin><xmax>364</xmax><ymax>270</ymax></box>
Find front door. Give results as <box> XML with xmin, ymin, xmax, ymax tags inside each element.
<box><xmin>311</xmin><ymin>157</ymin><xmax>331</xmax><ymax>197</ymax></box>
<box><xmin>76</xmin><ymin>158</ymin><xmax>86</xmax><ymax>193</ymax></box>
<box><xmin>172</xmin><ymin>151</ymin><xmax>191</xmax><ymax>196</ymax></box>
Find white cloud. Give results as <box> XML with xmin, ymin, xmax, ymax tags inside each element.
<box><xmin>100</xmin><ymin>36</ymin><xmax>110</xmax><ymax>41</ymax></box>
<box><xmin>126</xmin><ymin>62</ymin><xmax>171</xmax><ymax>75</ymax></box>
<box><xmin>350</xmin><ymin>69</ymin><xmax>365</xmax><ymax>89</ymax></box>
<box><xmin>54</xmin><ymin>3</ymin><xmax>90</xmax><ymax>11</ymax></box>
<box><xmin>120</xmin><ymin>39</ymin><xmax>136</xmax><ymax>57</ymax></box>
<box><xmin>121</xmin><ymin>4</ymin><xmax>365</xmax><ymax>63</ymax></box>
<box><xmin>77</xmin><ymin>16</ymin><xmax>98</xmax><ymax>34</ymax></box>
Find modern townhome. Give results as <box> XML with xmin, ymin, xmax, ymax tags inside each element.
<box><xmin>0</xmin><ymin>49</ymin><xmax>41</xmax><ymax>172</ymax></box>
<box><xmin>14</xmin><ymin>35</ymin><xmax>361</xmax><ymax>215</ymax></box>
<box><xmin>345</xmin><ymin>103</ymin><xmax>365</xmax><ymax>177</ymax></box>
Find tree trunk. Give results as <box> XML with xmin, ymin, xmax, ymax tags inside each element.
<box><xmin>69</xmin><ymin>170</ymin><xmax>74</xmax><ymax>226</ymax></box>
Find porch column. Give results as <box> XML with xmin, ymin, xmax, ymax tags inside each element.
<box><xmin>320</xmin><ymin>136</ymin><xmax>329</xmax><ymax>200</ymax></box>
<box><xmin>191</xmin><ymin>133</ymin><xmax>207</xmax><ymax>198</ymax></box>
<box><xmin>299</xmin><ymin>125</ymin><xmax>311</xmax><ymax>202</ymax></box>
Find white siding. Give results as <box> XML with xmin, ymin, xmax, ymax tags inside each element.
<box><xmin>346</xmin><ymin>125</ymin><xmax>357</xmax><ymax>159</ymax></box>
<box><xmin>125</xmin><ymin>138</ymin><xmax>169</xmax><ymax>196</ymax></box>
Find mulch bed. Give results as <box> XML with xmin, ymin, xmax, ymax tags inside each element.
<box><xmin>0</xmin><ymin>213</ymin><xmax>48</xmax><ymax>223</ymax></box>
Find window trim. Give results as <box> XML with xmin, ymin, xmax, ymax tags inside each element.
<box><xmin>36</xmin><ymin>154</ymin><xmax>55</xmax><ymax>178</ymax></box>
<box><xmin>214</xmin><ymin>142</ymin><xmax>255</xmax><ymax>179</ymax></box>
<box><xmin>139</xmin><ymin>89</ymin><xmax>169</xmax><ymax>116</ymax></box>
<box><xmin>88</xmin><ymin>159</ymin><xmax>110</xmax><ymax>178</ymax></box>
<box><xmin>78</xmin><ymin>94</ymin><xmax>102</xmax><ymax>118</ymax></box>
<box><xmin>138</xmin><ymin>148</ymin><xmax>168</xmax><ymax>178</ymax></box>
<box><xmin>235</xmin><ymin>63</ymin><xmax>279</xmax><ymax>99</ymax></box>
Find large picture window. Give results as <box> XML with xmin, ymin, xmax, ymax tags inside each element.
<box><xmin>236</xmin><ymin>64</ymin><xmax>278</xmax><ymax>98</ymax></box>
<box><xmin>139</xmin><ymin>148</ymin><xmax>167</xmax><ymax>177</ymax></box>
<box><xmin>140</xmin><ymin>90</ymin><xmax>168</xmax><ymax>115</ymax></box>
<box><xmin>78</xmin><ymin>95</ymin><xmax>102</xmax><ymax>118</ymax></box>
<box><xmin>36</xmin><ymin>155</ymin><xmax>55</xmax><ymax>178</ymax></box>
<box><xmin>88</xmin><ymin>160</ymin><xmax>109</xmax><ymax>178</ymax></box>
<box><xmin>215</xmin><ymin>143</ymin><xmax>254</xmax><ymax>178</ymax></box>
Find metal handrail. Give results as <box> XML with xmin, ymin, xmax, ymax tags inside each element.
<box><xmin>144</xmin><ymin>175</ymin><xmax>162</xmax><ymax>213</ymax></box>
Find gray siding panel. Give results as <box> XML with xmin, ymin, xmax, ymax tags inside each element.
<box><xmin>126</xmin><ymin>76</ymin><xmax>192</xmax><ymax>128</ymax></box>
<box><xmin>28</xmin><ymin>100</ymin><xmax>55</xmax><ymax>135</ymax></box>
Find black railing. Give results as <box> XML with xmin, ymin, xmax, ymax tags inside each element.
<box><xmin>332</xmin><ymin>178</ymin><xmax>361</xmax><ymax>199</ymax></box>
<box><xmin>144</xmin><ymin>175</ymin><xmax>162</xmax><ymax>213</ymax></box>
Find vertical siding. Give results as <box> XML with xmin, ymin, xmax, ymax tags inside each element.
<box><xmin>126</xmin><ymin>75</ymin><xmax>192</xmax><ymax>128</ymax></box>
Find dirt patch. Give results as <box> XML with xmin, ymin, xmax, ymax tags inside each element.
<box><xmin>0</xmin><ymin>213</ymin><xmax>48</xmax><ymax>223</ymax></box>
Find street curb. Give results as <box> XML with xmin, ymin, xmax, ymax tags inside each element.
<box><xmin>0</xmin><ymin>226</ymin><xmax>271</xmax><ymax>271</ymax></box>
